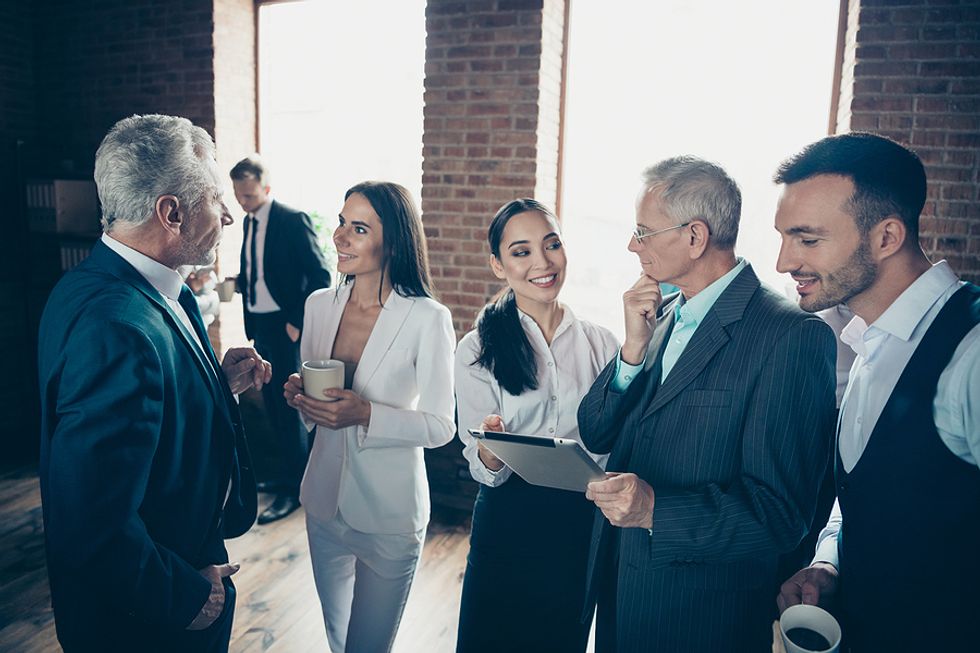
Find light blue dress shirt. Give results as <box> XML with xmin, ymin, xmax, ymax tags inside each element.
<box><xmin>611</xmin><ymin>259</ymin><xmax>747</xmax><ymax>391</ymax></box>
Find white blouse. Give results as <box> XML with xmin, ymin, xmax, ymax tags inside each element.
<box><xmin>455</xmin><ymin>305</ymin><xmax>620</xmax><ymax>487</ymax></box>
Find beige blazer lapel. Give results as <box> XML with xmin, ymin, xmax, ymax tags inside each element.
<box><xmin>352</xmin><ymin>291</ymin><xmax>414</xmax><ymax>394</ymax></box>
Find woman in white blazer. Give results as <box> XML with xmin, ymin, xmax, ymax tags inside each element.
<box><xmin>283</xmin><ymin>181</ymin><xmax>455</xmax><ymax>653</ymax></box>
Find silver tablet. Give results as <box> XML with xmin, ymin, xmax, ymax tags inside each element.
<box><xmin>468</xmin><ymin>429</ymin><xmax>606</xmax><ymax>493</ymax></box>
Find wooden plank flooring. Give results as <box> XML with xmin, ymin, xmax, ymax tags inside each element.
<box><xmin>0</xmin><ymin>465</ymin><xmax>471</xmax><ymax>652</ymax></box>
<box><xmin>0</xmin><ymin>465</ymin><xmax>781</xmax><ymax>653</ymax></box>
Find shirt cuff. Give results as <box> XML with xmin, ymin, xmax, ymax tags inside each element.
<box><xmin>811</xmin><ymin>530</ymin><xmax>841</xmax><ymax>570</ymax></box>
<box><xmin>474</xmin><ymin>460</ymin><xmax>512</xmax><ymax>487</ymax></box>
<box><xmin>610</xmin><ymin>349</ymin><xmax>645</xmax><ymax>393</ymax></box>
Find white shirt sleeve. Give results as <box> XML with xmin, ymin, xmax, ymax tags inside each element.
<box><xmin>934</xmin><ymin>324</ymin><xmax>980</xmax><ymax>467</ymax></box>
<box><xmin>811</xmin><ymin>498</ymin><xmax>842</xmax><ymax>570</ymax></box>
<box><xmin>455</xmin><ymin>333</ymin><xmax>513</xmax><ymax>487</ymax></box>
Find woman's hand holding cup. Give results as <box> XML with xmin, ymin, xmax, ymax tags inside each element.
<box><xmin>293</xmin><ymin>388</ymin><xmax>372</xmax><ymax>430</ymax></box>
<box><xmin>283</xmin><ymin>373</ymin><xmax>305</xmax><ymax>409</ymax></box>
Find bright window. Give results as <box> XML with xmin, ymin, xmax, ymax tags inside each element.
<box><xmin>560</xmin><ymin>0</ymin><xmax>841</xmax><ymax>339</ymax></box>
<box><xmin>258</xmin><ymin>0</ymin><xmax>426</xmax><ymax>227</ymax></box>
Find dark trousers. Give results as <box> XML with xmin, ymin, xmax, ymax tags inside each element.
<box><xmin>594</xmin><ymin>533</ymin><xmax>618</xmax><ymax>653</ymax></box>
<box><xmin>249</xmin><ymin>310</ymin><xmax>308</xmax><ymax>496</ymax></box>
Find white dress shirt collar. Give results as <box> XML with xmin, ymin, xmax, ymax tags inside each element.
<box><xmin>841</xmin><ymin>261</ymin><xmax>959</xmax><ymax>358</ymax></box>
<box><xmin>251</xmin><ymin>197</ymin><xmax>273</xmax><ymax>222</ymax></box>
<box><xmin>101</xmin><ymin>233</ymin><xmax>184</xmax><ymax>301</ymax></box>
<box><xmin>517</xmin><ymin>303</ymin><xmax>576</xmax><ymax>341</ymax></box>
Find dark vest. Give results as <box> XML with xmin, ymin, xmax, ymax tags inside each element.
<box><xmin>836</xmin><ymin>284</ymin><xmax>980</xmax><ymax>652</ymax></box>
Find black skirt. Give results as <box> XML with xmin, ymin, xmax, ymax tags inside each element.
<box><xmin>456</xmin><ymin>474</ymin><xmax>596</xmax><ymax>653</ymax></box>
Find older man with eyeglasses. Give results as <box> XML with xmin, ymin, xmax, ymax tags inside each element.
<box><xmin>577</xmin><ymin>156</ymin><xmax>838</xmax><ymax>652</ymax></box>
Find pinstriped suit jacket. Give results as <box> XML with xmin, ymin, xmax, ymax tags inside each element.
<box><xmin>578</xmin><ymin>264</ymin><xmax>837</xmax><ymax>653</ymax></box>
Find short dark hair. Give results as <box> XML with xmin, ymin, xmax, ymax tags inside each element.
<box><xmin>343</xmin><ymin>181</ymin><xmax>433</xmax><ymax>299</ymax></box>
<box><xmin>473</xmin><ymin>198</ymin><xmax>558</xmax><ymax>396</ymax></box>
<box><xmin>774</xmin><ymin>132</ymin><xmax>927</xmax><ymax>239</ymax></box>
<box><xmin>230</xmin><ymin>155</ymin><xmax>270</xmax><ymax>186</ymax></box>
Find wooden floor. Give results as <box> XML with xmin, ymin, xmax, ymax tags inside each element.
<box><xmin>0</xmin><ymin>465</ymin><xmax>472</xmax><ymax>653</ymax></box>
<box><xmin>0</xmin><ymin>465</ymin><xmax>785</xmax><ymax>653</ymax></box>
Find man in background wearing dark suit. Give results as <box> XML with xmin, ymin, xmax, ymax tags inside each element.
<box><xmin>579</xmin><ymin>156</ymin><xmax>837</xmax><ymax>652</ymax></box>
<box><xmin>775</xmin><ymin>133</ymin><xmax>979</xmax><ymax>653</ymax></box>
<box><xmin>38</xmin><ymin>114</ymin><xmax>271</xmax><ymax>652</ymax></box>
<box><xmin>230</xmin><ymin>156</ymin><xmax>331</xmax><ymax>524</ymax></box>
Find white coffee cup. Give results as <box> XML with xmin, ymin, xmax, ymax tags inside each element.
<box><xmin>301</xmin><ymin>359</ymin><xmax>345</xmax><ymax>401</ymax></box>
<box><xmin>216</xmin><ymin>279</ymin><xmax>237</xmax><ymax>302</ymax></box>
<box><xmin>779</xmin><ymin>604</ymin><xmax>842</xmax><ymax>653</ymax></box>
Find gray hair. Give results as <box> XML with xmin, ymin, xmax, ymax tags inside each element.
<box><xmin>94</xmin><ymin>114</ymin><xmax>219</xmax><ymax>231</ymax></box>
<box><xmin>641</xmin><ymin>156</ymin><xmax>742</xmax><ymax>248</ymax></box>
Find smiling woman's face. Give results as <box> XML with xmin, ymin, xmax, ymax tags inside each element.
<box><xmin>334</xmin><ymin>192</ymin><xmax>385</xmax><ymax>277</ymax></box>
<box><xmin>490</xmin><ymin>210</ymin><xmax>567</xmax><ymax>307</ymax></box>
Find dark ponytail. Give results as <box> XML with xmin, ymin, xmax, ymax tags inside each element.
<box><xmin>472</xmin><ymin>198</ymin><xmax>558</xmax><ymax>396</ymax></box>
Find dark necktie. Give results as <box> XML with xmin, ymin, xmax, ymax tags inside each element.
<box><xmin>178</xmin><ymin>285</ymin><xmax>221</xmax><ymax>384</ymax></box>
<box><xmin>247</xmin><ymin>215</ymin><xmax>258</xmax><ymax>307</ymax></box>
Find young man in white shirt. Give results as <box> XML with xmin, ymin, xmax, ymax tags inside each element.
<box><xmin>774</xmin><ymin>132</ymin><xmax>979</xmax><ymax>653</ymax></box>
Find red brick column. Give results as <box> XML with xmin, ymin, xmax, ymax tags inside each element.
<box><xmin>837</xmin><ymin>0</ymin><xmax>980</xmax><ymax>283</ymax></box>
<box><xmin>420</xmin><ymin>0</ymin><xmax>568</xmax><ymax>510</ymax></box>
<box><xmin>422</xmin><ymin>0</ymin><xmax>569</xmax><ymax>336</ymax></box>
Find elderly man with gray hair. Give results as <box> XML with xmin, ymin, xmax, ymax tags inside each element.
<box><xmin>37</xmin><ymin>114</ymin><xmax>271</xmax><ymax>652</ymax></box>
<box><xmin>578</xmin><ymin>156</ymin><xmax>837</xmax><ymax>652</ymax></box>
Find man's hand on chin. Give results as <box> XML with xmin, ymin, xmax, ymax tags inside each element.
<box><xmin>221</xmin><ymin>347</ymin><xmax>272</xmax><ymax>394</ymax></box>
<box><xmin>586</xmin><ymin>472</ymin><xmax>655</xmax><ymax>530</ymax></box>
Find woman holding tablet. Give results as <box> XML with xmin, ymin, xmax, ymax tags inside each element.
<box><xmin>283</xmin><ymin>181</ymin><xmax>456</xmax><ymax>653</ymax></box>
<box><xmin>455</xmin><ymin>199</ymin><xmax>619</xmax><ymax>652</ymax></box>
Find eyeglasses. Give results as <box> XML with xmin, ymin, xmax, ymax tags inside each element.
<box><xmin>632</xmin><ymin>222</ymin><xmax>691</xmax><ymax>242</ymax></box>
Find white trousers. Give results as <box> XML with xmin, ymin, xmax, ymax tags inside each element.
<box><xmin>306</xmin><ymin>511</ymin><xmax>425</xmax><ymax>653</ymax></box>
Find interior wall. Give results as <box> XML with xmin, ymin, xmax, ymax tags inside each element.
<box><xmin>840</xmin><ymin>0</ymin><xmax>980</xmax><ymax>283</ymax></box>
<box><xmin>0</xmin><ymin>0</ymin><xmax>254</xmax><ymax>463</ymax></box>
<box><xmin>0</xmin><ymin>0</ymin><xmax>39</xmax><ymax>461</ymax></box>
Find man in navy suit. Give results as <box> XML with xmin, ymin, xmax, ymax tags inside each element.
<box><xmin>230</xmin><ymin>155</ymin><xmax>331</xmax><ymax>524</ymax></box>
<box><xmin>579</xmin><ymin>156</ymin><xmax>837</xmax><ymax>652</ymax></box>
<box><xmin>38</xmin><ymin>114</ymin><xmax>271</xmax><ymax>652</ymax></box>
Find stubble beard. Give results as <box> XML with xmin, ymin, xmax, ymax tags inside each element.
<box><xmin>800</xmin><ymin>236</ymin><xmax>877</xmax><ymax>313</ymax></box>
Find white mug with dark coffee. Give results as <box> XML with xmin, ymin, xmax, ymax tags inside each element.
<box><xmin>301</xmin><ymin>359</ymin><xmax>345</xmax><ymax>401</ymax></box>
<box><xmin>779</xmin><ymin>604</ymin><xmax>841</xmax><ymax>653</ymax></box>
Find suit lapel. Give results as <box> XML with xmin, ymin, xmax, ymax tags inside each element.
<box><xmin>641</xmin><ymin>265</ymin><xmax>760</xmax><ymax>420</ymax></box>
<box><xmin>90</xmin><ymin>242</ymin><xmax>232</xmax><ymax>416</ymax></box>
<box><xmin>352</xmin><ymin>291</ymin><xmax>414</xmax><ymax>394</ymax></box>
<box><xmin>263</xmin><ymin>200</ymin><xmax>281</xmax><ymax>279</ymax></box>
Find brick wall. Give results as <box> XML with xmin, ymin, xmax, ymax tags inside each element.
<box><xmin>839</xmin><ymin>0</ymin><xmax>980</xmax><ymax>283</ymax></box>
<box><xmin>0</xmin><ymin>0</ymin><xmax>257</xmax><ymax>463</ymax></box>
<box><xmin>421</xmin><ymin>0</ymin><xmax>569</xmax><ymax>510</ymax></box>
<box><xmin>33</xmin><ymin>0</ymin><xmax>218</xmax><ymax>177</ymax></box>
<box><xmin>422</xmin><ymin>0</ymin><xmax>568</xmax><ymax>336</ymax></box>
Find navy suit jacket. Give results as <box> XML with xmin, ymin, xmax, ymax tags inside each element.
<box><xmin>239</xmin><ymin>199</ymin><xmax>331</xmax><ymax>339</ymax></box>
<box><xmin>578</xmin><ymin>265</ymin><xmax>837</xmax><ymax>652</ymax></box>
<box><xmin>37</xmin><ymin>241</ymin><xmax>257</xmax><ymax>650</ymax></box>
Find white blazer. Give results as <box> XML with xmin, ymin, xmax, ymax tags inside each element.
<box><xmin>298</xmin><ymin>284</ymin><xmax>457</xmax><ymax>534</ymax></box>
